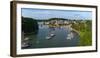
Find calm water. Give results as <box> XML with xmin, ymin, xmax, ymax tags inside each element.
<box><xmin>22</xmin><ymin>23</ymin><xmax>80</xmax><ymax>49</ymax></box>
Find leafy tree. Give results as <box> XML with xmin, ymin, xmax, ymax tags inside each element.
<box><xmin>22</xmin><ymin>17</ymin><xmax>38</xmax><ymax>34</ymax></box>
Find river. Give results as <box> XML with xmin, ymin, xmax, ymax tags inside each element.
<box><xmin>22</xmin><ymin>23</ymin><xmax>80</xmax><ymax>49</ymax></box>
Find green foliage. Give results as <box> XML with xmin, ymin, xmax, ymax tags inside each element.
<box><xmin>22</xmin><ymin>17</ymin><xmax>38</xmax><ymax>34</ymax></box>
<box><xmin>71</xmin><ymin>20</ymin><xmax>92</xmax><ymax>46</ymax></box>
<box><xmin>79</xmin><ymin>31</ymin><xmax>92</xmax><ymax>46</ymax></box>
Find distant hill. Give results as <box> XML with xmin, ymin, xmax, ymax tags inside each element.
<box><xmin>37</xmin><ymin>18</ymin><xmax>70</xmax><ymax>22</ymax></box>
<box><xmin>49</xmin><ymin>18</ymin><xmax>69</xmax><ymax>20</ymax></box>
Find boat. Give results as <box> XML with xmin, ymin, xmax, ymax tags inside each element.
<box><xmin>22</xmin><ymin>42</ymin><xmax>30</xmax><ymax>48</ymax></box>
<box><xmin>46</xmin><ymin>34</ymin><xmax>55</xmax><ymax>40</ymax></box>
<box><xmin>46</xmin><ymin>36</ymin><xmax>52</xmax><ymax>40</ymax></box>
<box><xmin>50</xmin><ymin>34</ymin><xmax>55</xmax><ymax>37</ymax></box>
<box><xmin>24</xmin><ymin>37</ymin><xmax>29</xmax><ymax>41</ymax></box>
<box><xmin>66</xmin><ymin>32</ymin><xmax>73</xmax><ymax>40</ymax></box>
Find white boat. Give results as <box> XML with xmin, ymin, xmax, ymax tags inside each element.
<box><xmin>46</xmin><ymin>36</ymin><xmax>52</xmax><ymax>40</ymax></box>
<box><xmin>24</xmin><ymin>37</ymin><xmax>29</xmax><ymax>41</ymax></box>
<box><xmin>50</xmin><ymin>34</ymin><xmax>55</xmax><ymax>37</ymax></box>
<box><xmin>66</xmin><ymin>32</ymin><xmax>73</xmax><ymax>40</ymax></box>
<box><xmin>22</xmin><ymin>43</ymin><xmax>30</xmax><ymax>48</ymax></box>
<box><xmin>46</xmin><ymin>34</ymin><xmax>55</xmax><ymax>40</ymax></box>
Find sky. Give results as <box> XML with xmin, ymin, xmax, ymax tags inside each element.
<box><xmin>22</xmin><ymin>8</ymin><xmax>92</xmax><ymax>20</ymax></box>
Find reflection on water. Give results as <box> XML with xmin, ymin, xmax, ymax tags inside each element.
<box><xmin>22</xmin><ymin>23</ymin><xmax>80</xmax><ymax>49</ymax></box>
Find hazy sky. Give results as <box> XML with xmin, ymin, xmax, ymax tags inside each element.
<box><xmin>22</xmin><ymin>8</ymin><xmax>92</xmax><ymax>20</ymax></box>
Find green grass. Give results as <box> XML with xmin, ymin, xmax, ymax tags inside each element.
<box><xmin>71</xmin><ymin>20</ymin><xmax>92</xmax><ymax>46</ymax></box>
<box><xmin>79</xmin><ymin>30</ymin><xmax>92</xmax><ymax>46</ymax></box>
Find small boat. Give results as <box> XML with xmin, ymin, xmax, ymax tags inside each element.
<box><xmin>67</xmin><ymin>36</ymin><xmax>71</xmax><ymax>40</ymax></box>
<box><xmin>46</xmin><ymin>34</ymin><xmax>55</xmax><ymax>40</ymax></box>
<box><xmin>50</xmin><ymin>34</ymin><xmax>55</xmax><ymax>37</ymax></box>
<box><xmin>22</xmin><ymin>42</ymin><xmax>30</xmax><ymax>48</ymax></box>
<box><xmin>24</xmin><ymin>37</ymin><xmax>29</xmax><ymax>41</ymax></box>
<box><xmin>46</xmin><ymin>36</ymin><xmax>52</xmax><ymax>40</ymax></box>
<box><xmin>66</xmin><ymin>33</ymin><xmax>73</xmax><ymax>40</ymax></box>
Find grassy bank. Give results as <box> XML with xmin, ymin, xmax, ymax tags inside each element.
<box><xmin>79</xmin><ymin>30</ymin><xmax>92</xmax><ymax>46</ymax></box>
<box><xmin>71</xmin><ymin>20</ymin><xmax>92</xmax><ymax>46</ymax></box>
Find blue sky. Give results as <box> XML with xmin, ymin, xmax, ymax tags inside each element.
<box><xmin>22</xmin><ymin>8</ymin><xmax>92</xmax><ymax>20</ymax></box>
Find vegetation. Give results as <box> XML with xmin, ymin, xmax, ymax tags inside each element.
<box><xmin>48</xmin><ymin>18</ymin><xmax>69</xmax><ymax>20</ymax></box>
<box><xmin>22</xmin><ymin>17</ymin><xmax>38</xmax><ymax>34</ymax></box>
<box><xmin>71</xmin><ymin>20</ymin><xmax>92</xmax><ymax>46</ymax></box>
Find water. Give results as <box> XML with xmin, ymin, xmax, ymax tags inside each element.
<box><xmin>22</xmin><ymin>23</ymin><xmax>80</xmax><ymax>49</ymax></box>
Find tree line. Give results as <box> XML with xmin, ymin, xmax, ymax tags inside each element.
<box><xmin>22</xmin><ymin>17</ymin><xmax>38</xmax><ymax>34</ymax></box>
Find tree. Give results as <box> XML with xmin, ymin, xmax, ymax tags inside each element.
<box><xmin>22</xmin><ymin>17</ymin><xmax>38</xmax><ymax>34</ymax></box>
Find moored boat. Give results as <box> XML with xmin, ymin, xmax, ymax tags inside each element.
<box><xmin>46</xmin><ymin>34</ymin><xmax>55</xmax><ymax>40</ymax></box>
